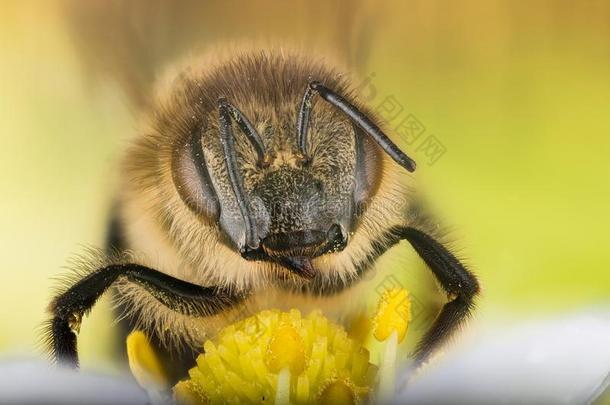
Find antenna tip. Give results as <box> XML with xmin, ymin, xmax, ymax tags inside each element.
<box><xmin>405</xmin><ymin>158</ymin><xmax>417</xmax><ymax>172</ymax></box>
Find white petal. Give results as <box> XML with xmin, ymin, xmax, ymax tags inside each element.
<box><xmin>396</xmin><ymin>309</ymin><xmax>610</xmax><ymax>404</ymax></box>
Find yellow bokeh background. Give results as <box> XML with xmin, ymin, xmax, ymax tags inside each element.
<box><xmin>1</xmin><ymin>0</ymin><xmax>609</xmax><ymax>372</ymax></box>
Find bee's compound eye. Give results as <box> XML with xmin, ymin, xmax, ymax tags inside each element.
<box><xmin>353</xmin><ymin>126</ymin><xmax>383</xmax><ymax>208</ymax></box>
<box><xmin>172</xmin><ymin>132</ymin><xmax>220</xmax><ymax>220</ymax></box>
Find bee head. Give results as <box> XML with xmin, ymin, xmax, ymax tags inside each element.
<box><xmin>212</xmin><ymin>103</ymin><xmax>370</xmax><ymax>279</ymax></box>
<box><xmin>173</xmin><ymin>76</ymin><xmax>414</xmax><ymax>280</ymax></box>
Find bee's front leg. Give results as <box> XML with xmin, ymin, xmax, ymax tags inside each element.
<box><xmin>46</xmin><ymin>263</ymin><xmax>246</xmax><ymax>367</ymax></box>
<box><xmin>397</xmin><ymin>227</ymin><xmax>480</xmax><ymax>365</ymax></box>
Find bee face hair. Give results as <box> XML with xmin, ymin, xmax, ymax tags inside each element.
<box><xmin>121</xmin><ymin>49</ymin><xmax>412</xmax><ymax>289</ymax></box>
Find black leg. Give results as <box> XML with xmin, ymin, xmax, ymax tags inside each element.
<box><xmin>398</xmin><ymin>227</ymin><xmax>480</xmax><ymax>365</ymax></box>
<box><xmin>46</xmin><ymin>263</ymin><xmax>245</xmax><ymax>367</ymax></box>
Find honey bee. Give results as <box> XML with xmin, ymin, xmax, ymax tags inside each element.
<box><xmin>45</xmin><ymin>48</ymin><xmax>479</xmax><ymax>380</ymax></box>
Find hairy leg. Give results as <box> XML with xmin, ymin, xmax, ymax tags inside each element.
<box><xmin>397</xmin><ymin>226</ymin><xmax>480</xmax><ymax>365</ymax></box>
<box><xmin>46</xmin><ymin>262</ymin><xmax>245</xmax><ymax>367</ymax></box>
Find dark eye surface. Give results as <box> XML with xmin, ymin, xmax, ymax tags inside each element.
<box><xmin>353</xmin><ymin>125</ymin><xmax>383</xmax><ymax>209</ymax></box>
<box><xmin>172</xmin><ymin>129</ymin><xmax>220</xmax><ymax>220</ymax></box>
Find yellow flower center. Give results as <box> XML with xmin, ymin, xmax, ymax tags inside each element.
<box><xmin>171</xmin><ymin>309</ymin><xmax>376</xmax><ymax>404</ymax></box>
<box><xmin>265</xmin><ymin>323</ymin><xmax>307</xmax><ymax>374</ymax></box>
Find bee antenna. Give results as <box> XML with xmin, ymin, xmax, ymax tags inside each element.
<box><xmin>217</xmin><ymin>97</ymin><xmax>260</xmax><ymax>250</ymax></box>
<box><xmin>296</xmin><ymin>84</ymin><xmax>316</xmax><ymax>159</ymax></box>
<box><xmin>220</xmin><ymin>99</ymin><xmax>267</xmax><ymax>164</ymax></box>
<box><xmin>297</xmin><ymin>81</ymin><xmax>416</xmax><ymax>172</ymax></box>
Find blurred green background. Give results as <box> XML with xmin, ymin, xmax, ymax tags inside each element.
<box><xmin>1</xmin><ymin>0</ymin><xmax>609</xmax><ymax>372</ymax></box>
